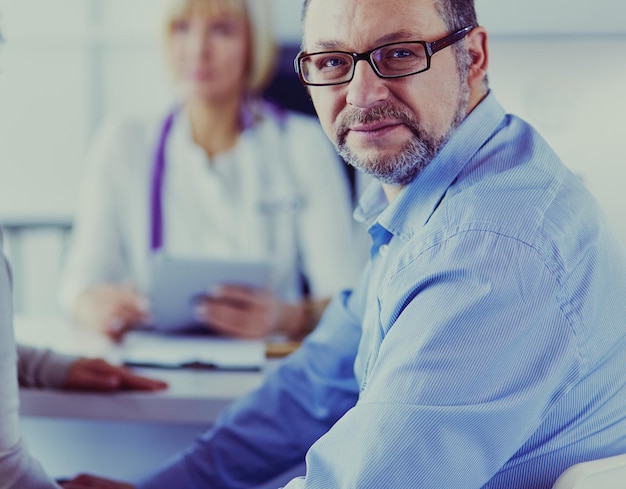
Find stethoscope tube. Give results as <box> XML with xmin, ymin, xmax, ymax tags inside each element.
<box><xmin>149</xmin><ymin>102</ymin><xmax>298</xmax><ymax>255</ymax></box>
<box><xmin>150</xmin><ymin>110</ymin><xmax>177</xmax><ymax>252</ymax></box>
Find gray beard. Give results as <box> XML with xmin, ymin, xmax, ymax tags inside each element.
<box><xmin>336</xmin><ymin>86</ymin><xmax>470</xmax><ymax>186</ymax></box>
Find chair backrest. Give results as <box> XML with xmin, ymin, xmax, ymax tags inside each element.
<box><xmin>551</xmin><ymin>453</ymin><xmax>626</xmax><ymax>489</ymax></box>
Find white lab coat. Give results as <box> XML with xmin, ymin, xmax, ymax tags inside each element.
<box><xmin>59</xmin><ymin>104</ymin><xmax>369</xmax><ymax>311</ymax></box>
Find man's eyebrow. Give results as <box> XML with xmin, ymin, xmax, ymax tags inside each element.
<box><xmin>375</xmin><ymin>30</ymin><xmax>423</xmax><ymax>45</ymax></box>
<box><xmin>309</xmin><ymin>40</ymin><xmax>344</xmax><ymax>52</ymax></box>
<box><xmin>308</xmin><ymin>31</ymin><xmax>424</xmax><ymax>53</ymax></box>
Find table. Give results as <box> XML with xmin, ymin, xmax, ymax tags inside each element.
<box><xmin>16</xmin><ymin>315</ymin><xmax>271</xmax><ymax>424</ymax></box>
<box><xmin>14</xmin><ymin>315</ymin><xmax>298</xmax><ymax>484</ymax></box>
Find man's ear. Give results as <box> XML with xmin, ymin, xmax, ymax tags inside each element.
<box><xmin>466</xmin><ymin>26</ymin><xmax>489</xmax><ymax>91</ymax></box>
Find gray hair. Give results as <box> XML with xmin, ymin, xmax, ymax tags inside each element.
<box><xmin>301</xmin><ymin>0</ymin><xmax>478</xmax><ymax>30</ymax></box>
<box><xmin>300</xmin><ymin>0</ymin><xmax>482</xmax><ymax>85</ymax></box>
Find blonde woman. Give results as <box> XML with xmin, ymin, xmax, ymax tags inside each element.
<box><xmin>60</xmin><ymin>0</ymin><xmax>367</xmax><ymax>341</ymax></box>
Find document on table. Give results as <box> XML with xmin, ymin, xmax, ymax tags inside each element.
<box><xmin>121</xmin><ymin>331</ymin><xmax>266</xmax><ymax>371</ymax></box>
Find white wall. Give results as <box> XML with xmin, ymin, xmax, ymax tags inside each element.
<box><xmin>488</xmin><ymin>38</ymin><xmax>626</xmax><ymax>241</ymax></box>
<box><xmin>1</xmin><ymin>0</ymin><xmax>625</xmax><ymax>312</ymax></box>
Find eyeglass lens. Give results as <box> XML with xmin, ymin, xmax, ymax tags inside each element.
<box><xmin>300</xmin><ymin>42</ymin><xmax>428</xmax><ymax>85</ymax></box>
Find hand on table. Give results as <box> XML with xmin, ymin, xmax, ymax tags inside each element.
<box><xmin>60</xmin><ymin>474</ymin><xmax>134</xmax><ymax>489</ymax></box>
<box><xmin>64</xmin><ymin>357</ymin><xmax>168</xmax><ymax>392</ymax></box>
<box><xmin>74</xmin><ymin>284</ymin><xmax>150</xmax><ymax>341</ymax></box>
<box><xmin>193</xmin><ymin>285</ymin><xmax>301</xmax><ymax>339</ymax></box>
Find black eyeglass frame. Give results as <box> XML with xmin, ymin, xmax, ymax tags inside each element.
<box><xmin>294</xmin><ymin>25</ymin><xmax>475</xmax><ymax>87</ymax></box>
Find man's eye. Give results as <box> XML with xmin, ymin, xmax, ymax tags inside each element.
<box><xmin>386</xmin><ymin>47</ymin><xmax>426</xmax><ymax>61</ymax></box>
<box><xmin>318</xmin><ymin>56</ymin><xmax>348</xmax><ymax>70</ymax></box>
<box><xmin>390</xmin><ymin>49</ymin><xmax>414</xmax><ymax>59</ymax></box>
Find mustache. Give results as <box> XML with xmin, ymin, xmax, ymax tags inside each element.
<box><xmin>336</xmin><ymin>104</ymin><xmax>421</xmax><ymax>142</ymax></box>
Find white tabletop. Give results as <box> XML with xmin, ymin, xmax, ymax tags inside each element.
<box><xmin>15</xmin><ymin>315</ymin><xmax>274</xmax><ymax>425</ymax></box>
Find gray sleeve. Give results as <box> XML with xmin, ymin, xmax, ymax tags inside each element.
<box><xmin>16</xmin><ymin>344</ymin><xmax>78</xmax><ymax>390</ymax></box>
<box><xmin>0</xmin><ymin>232</ymin><xmax>61</xmax><ymax>488</ymax></box>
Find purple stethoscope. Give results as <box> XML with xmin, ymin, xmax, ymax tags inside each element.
<box><xmin>149</xmin><ymin>110</ymin><xmax>176</xmax><ymax>253</ymax></box>
<box><xmin>149</xmin><ymin>102</ymin><xmax>297</xmax><ymax>254</ymax></box>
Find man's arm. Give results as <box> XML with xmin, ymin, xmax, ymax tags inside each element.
<box><xmin>137</xmin><ymin>289</ymin><xmax>363</xmax><ymax>489</ymax></box>
<box><xmin>282</xmin><ymin>233</ymin><xmax>582</xmax><ymax>488</ymax></box>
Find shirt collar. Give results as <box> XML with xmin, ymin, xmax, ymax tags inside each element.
<box><xmin>355</xmin><ymin>92</ymin><xmax>506</xmax><ymax>243</ymax></box>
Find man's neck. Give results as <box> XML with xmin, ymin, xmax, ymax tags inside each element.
<box><xmin>382</xmin><ymin>183</ymin><xmax>403</xmax><ymax>202</ymax></box>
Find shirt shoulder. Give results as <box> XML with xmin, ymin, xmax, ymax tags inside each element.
<box><xmin>255</xmin><ymin>105</ymin><xmax>342</xmax><ymax>177</ymax></box>
<box><xmin>261</xmin><ymin>107</ymin><xmax>327</xmax><ymax>141</ymax></box>
<box><xmin>442</xmin><ymin>120</ymin><xmax>598</xmax><ymax>266</ymax></box>
<box><xmin>402</xmin><ymin>114</ymin><xmax>586</xmax><ymax>258</ymax></box>
<box><xmin>281</xmin><ymin>110</ymin><xmax>341</xmax><ymax>163</ymax></box>
<box><xmin>86</xmin><ymin>112</ymin><xmax>163</xmax><ymax>178</ymax></box>
<box><xmin>93</xmin><ymin>113</ymin><xmax>161</xmax><ymax>155</ymax></box>
<box><xmin>384</xmin><ymin>108</ymin><xmax>622</xmax><ymax>308</ymax></box>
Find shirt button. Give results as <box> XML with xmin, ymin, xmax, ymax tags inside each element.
<box><xmin>379</xmin><ymin>244</ymin><xmax>389</xmax><ymax>257</ymax></box>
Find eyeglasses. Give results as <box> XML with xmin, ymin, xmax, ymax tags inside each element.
<box><xmin>294</xmin><ymin>26</ymin><xmax>474</xmax><ymax>87</ymax></box>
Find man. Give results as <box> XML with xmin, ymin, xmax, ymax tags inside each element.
<box><xmin>64</xmin><ymin>0</ymin><xmax>626</xmax><ymax>488</ymax></box>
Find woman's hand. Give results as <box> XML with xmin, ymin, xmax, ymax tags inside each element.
<box><xmin>74</xmin><ymin>284</ymin><xmax>150</xmax><ymax>341</ymax></box>
<box><xmin>193</xmin><ymin>286</ymin><xmax>303</xmax><ymax>339</ymax></box>
<box><xmin>64</xmin><ymin>357</ymin><xmax>168</xmax><ymax>392</ymax></box>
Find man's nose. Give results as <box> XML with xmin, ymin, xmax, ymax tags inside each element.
<box><xmin>345</xmin><ymin>59</ymin><xmax>390</xmax><ymax>109</ymax></box>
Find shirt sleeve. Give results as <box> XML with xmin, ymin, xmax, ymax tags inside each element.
<box><xmin>282</xmin><ymin>231</ymin><xmax>582</xmax><ymax>488</ymax></box>
<box><xmin>16</xmin><ymin>345</ymin><xmax>77</xmax><ymax>389</ymax></box>
<box><xmin>136</xmin><ymin>287</ymin><xmax>364</xmax><ymax>489</ymax></box>
<box><xmin>0</xmin><ymin>242</ymin><xmax>61</xmax><ymax>488</ymax></box>
<box><xmin>285</xmin><ymin>115</ymin><xmax>370</xmax><ymax>298</ymax></box>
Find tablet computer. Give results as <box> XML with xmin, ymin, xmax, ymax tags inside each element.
<box><xmin>147</xmin><ymin>255</ymin><xmax>273</xmax><ymax>332</ymax></box>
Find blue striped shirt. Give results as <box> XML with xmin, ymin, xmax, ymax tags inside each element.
<box><xmin>139</xmin><ymin>93</ymin><xmax>626</xmax><ymax>489</ymax></box>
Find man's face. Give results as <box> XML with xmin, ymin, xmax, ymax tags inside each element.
<box><xmin>302</xmin><ymin>0</ymin><xmax>471</xmax><ymax>187</ymax></box>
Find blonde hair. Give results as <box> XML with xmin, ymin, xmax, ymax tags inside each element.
<box><xmin>161</xmin><ymin>0</ymin><xmax>277</xmax><ymax>93</ymax></box>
